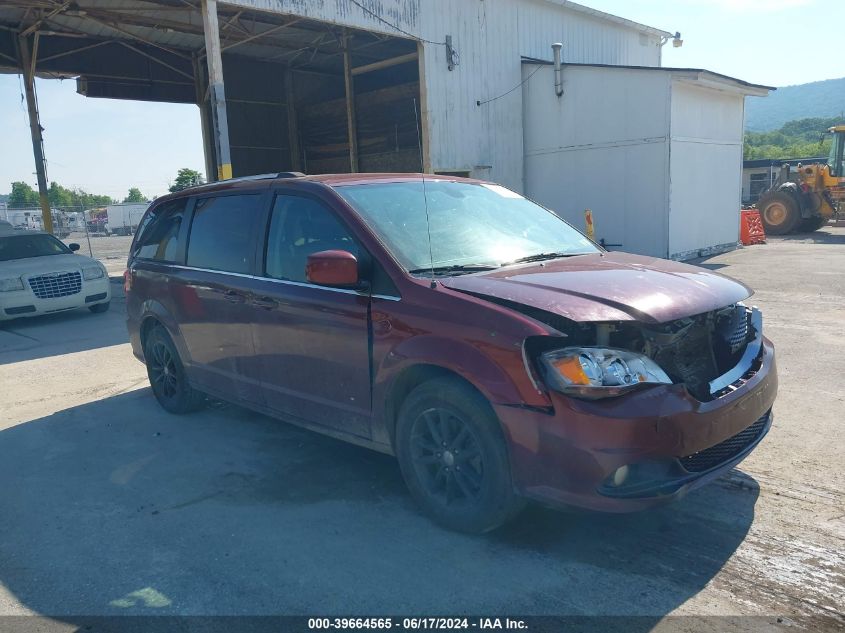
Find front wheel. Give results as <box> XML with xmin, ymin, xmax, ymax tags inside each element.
<box><xmin>757</xmin><ymin>191</ymin><xmax>800</xmax><ymax>235</ymax></box>
<box><xmin>395</xmin><ymin>377</ymin><xmax>525</xmax><ymax>533</ymax></box>
<box><xmin>143</xmin><ymin>326</ymin><xmax>205</xmax><ymax>414</ymax></box>
<box><xmin>89</xmin><ymin>301</ymin><xmax>110</xmax><ymax>313</ymax></box>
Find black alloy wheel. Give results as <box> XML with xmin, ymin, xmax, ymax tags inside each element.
<box><xmin>144</xmin><ymin>326</ymin><xmax>205</xmax><ymax>414</ymax></box>
<box><xmin>396</xmin><ymin>377</ymin><xmax>525</xmax><ymax>533</ymax></box>
<box><xmin>409</xmin><ymin>407</ymin><xmax>485</xmax><ymax>507</ymax></box>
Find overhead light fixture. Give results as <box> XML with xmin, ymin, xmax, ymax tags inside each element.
<box><xmin>660</xmin><ymin>31</ymin><xmax>683</xmax><ymax>48</ymax></box>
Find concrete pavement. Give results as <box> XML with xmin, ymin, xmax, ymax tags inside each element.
<box><xmin>1</xmin><ymin>229</ymin><xmax>843</xmax><ymax>628</ymax></box>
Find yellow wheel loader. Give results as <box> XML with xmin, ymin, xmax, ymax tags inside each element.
<box><xmin>756</xmin><ymin>125</ymin><xmax>845</xmax><ymax>234</ymax></box>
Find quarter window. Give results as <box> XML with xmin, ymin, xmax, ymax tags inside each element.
<box><xmin>133</xmin><ymin>199</ymin><xmax>186</xmax><ymax>262</ymax></box>
<box><xmin>187</xmin><ymin>194</ymin><xmax>263</xmax><ymax>274</ymax></box>
<box><xmin>265</xmin><ymin>195</ymin><xmax>359</xmax><ymax>283</ymax></box>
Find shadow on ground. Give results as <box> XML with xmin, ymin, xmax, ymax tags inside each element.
<box><xmin>0</xmin><ymin>279</ymin><xmax>127</xmax><ymax>364</ymax></box>
<box><xmin>0</xmin><ymin>390</ymin><xmax>759</xmax><ymax>626</ymax></box>
<box><xmin>769</xmin><ymin>228</ymin><xmax>845</xmax><ymax>245</ymax></box>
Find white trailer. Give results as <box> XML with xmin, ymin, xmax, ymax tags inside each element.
<box><xmin>106</xmin><ymin>203</ymin><xmax>149</xmax><ymax>236</ymax></box>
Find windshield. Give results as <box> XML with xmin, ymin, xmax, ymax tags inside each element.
<box><xmin>0</xmin><ymin>233</ymin><xmax>71</xmax><ymax>262</ymax></box>
<box><xmin>829</xmin><ymin>131</ymin><xmax>844</xmax><ymax>177</ymax></box>
<box><xmin>336</xmin><ymin>181</ymin><xmax>599</xmax><ymax>272</ymax></box>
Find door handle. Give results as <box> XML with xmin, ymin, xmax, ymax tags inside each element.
<box><xmin>251</xmin><ymin>296</ymin><xmax>278</xmax><ymax>310</ymax></box>
<box><xmin>223</xmin><ymin>290</ymin><xmax>245</xmax><ymax>303</ymax></box>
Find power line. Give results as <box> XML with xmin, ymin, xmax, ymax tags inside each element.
<box><xmin>346</xmin><ymin>0</ymin><xmax>444</xmax><ymax>46</ymax></box>
<box><xmin>477</xmin><ymin>65</ymin><xmax>542</xmax><ymax>106</ymax></box>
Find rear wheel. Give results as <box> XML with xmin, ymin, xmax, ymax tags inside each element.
<box><xmin>395</xmin><ymin>377</ymin><xmax>525</xmax><ymax>533</ymax></box>
<box><xmin>143</xmin><ymin>325</ymin><xmax>205</xmax><ymax>414</ymax></box>
<box><xmin>797</xmin><ymin>216</ymin><xmax>828</xmax><ymax>232</ymax></box>
<box><xmin>757</xmin><ymin>191</ymin><xmax>800</xmax><ymax>235</ymax></box>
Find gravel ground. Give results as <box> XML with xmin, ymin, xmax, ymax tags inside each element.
<box><xmin>1</xmin><ymin>227</ymin><xmax>843</xmax><ymax>631</ymax></box>
<box><xmin>62</xmin><ymin>232</ymin><xmax>133</xmax><ymax>276</ymax></box>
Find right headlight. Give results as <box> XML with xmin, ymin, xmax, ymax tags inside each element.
<box><xmin>539</xmin><ymin>347</ymin><xmax>672</xmax><ymax>399</ymax></box>
<box><xmin>0</xmin><ymin>277</ymin><xmax>24</xmax><ymax>292</ymax></box>
<box><xmin>82</xmin><ymin>265</ymin><xmax>105</xmax><ymax>280</ymax></box>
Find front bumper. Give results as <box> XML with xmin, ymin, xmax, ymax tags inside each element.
<box><xmin>0</xmin><ymin>277</ymin><xmax>111</xmax><ymax>321</ymax></box>
<box><xmin>495</xmin><ymin>336</ymin><xmax>778</xmax><ymax>512</ymax></box>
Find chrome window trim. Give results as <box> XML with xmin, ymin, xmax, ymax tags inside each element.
<box><xmin>165</xmin><ymin>264</ymin><xmax>401</xmax><ymax>302</ymax></box>
<box><xmin>709</xmin><ymin>307</ymin><xmax>763</xmax><ymax>395</ymax></box>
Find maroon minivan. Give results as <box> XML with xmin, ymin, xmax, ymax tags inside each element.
<box><xmin>125</xmin><ymin>173</ymin><xmax>777</xmax><ymax>533</ymax></box>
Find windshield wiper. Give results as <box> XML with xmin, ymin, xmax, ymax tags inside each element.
<box><xmin>408</xmin><ymin>264</ymin><xmax>499</xmax><ymax>276</ymax></box>
<box><xmin>504</xmin><ymin>252</ymin><xmax>589</xmax><ymax>265</ymax></box>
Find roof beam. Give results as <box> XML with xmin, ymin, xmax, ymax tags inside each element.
<box><xmin>118</xmin><ymin>40</ymin><xmax>194</xmax><ymax>80</ymax></box>
<box><xmin>20</xmin><ymin>0</ymin><xmax>71</xmax><ymax>37</ymax></box>
<box><xmin>351</xmin><ymin>51</ymin><xmax>417</xmax><ymax>76</ymax></box>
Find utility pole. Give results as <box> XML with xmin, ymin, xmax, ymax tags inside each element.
<box><xmin>200</xmin><ymin>0</ymin><xmax>232</xmax><ymax>181</ymax></box>
<box><xmin>18</xmin><ymin>34</ymin><xmax>53</xmax><ymax>234</ymax></box>
<box><xmin>342</xmin><ymin>28</ymin><xmax>359</xmax><ymax>173</ymax></box>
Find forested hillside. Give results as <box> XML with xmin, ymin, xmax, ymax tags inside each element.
<box><xmin>745</xmin><ymin>77</ymin><xmax>845</xmax><ymax>131</ymax></box>
<box><xmin>744</xmin><ymin>117</ymin><xmax>843</xmax><ymax>160</ymax></box>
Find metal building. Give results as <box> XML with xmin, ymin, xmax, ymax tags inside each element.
<box><xmin>523</xmin><ymin>62</ymin><xmax>772</xmax><ymax>259</ymax></box>
<box><xmin>1</xmin><ymin>1</ymin><xmax>769</xmax><ymax>257</ymax></box>
<box><xmin>0</xmin><ymin>2</ymin><xmax>671</xmax><ymax>221</ymax></box>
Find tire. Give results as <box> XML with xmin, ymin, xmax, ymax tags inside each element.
<box><xmin>395</xmin><ymin>377</ymin><xmax>526</xmax><ymax>533</ymax></box>
<box><xmin>797</xmin><ymin>216</ymin><xmax>828</xmax><ymax>232</ymax></box>
<box><xmin>88</xmin><ymin>301</ymin><xmax>110</xmax><ymax>313</ymax></box>
<box><xmin>143</xmin><ymin>325</ymin><xmax>205</xmax><ymax>414</ymax></box>
<box><xmin>757</xmin><ymin>191</ymin><xmax>801</xmax><ymax>235</ymax></box>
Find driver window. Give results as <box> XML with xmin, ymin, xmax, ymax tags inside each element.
<box><xmin>265</xmin><ymin>194</ymin><xmax>359</xmax><ymax>283</ymax></box>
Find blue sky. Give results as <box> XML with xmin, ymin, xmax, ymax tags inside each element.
<box><xmin>1</xmin><ymin>0</ymin><xmax>842</xmax><ymax>198</ymax></box>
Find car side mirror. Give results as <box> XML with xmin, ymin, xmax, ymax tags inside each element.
<box><xmin>306</xmin><ymin>250</ymin><xmax>359</xmax><ymax>287</ymax></box>
<box><xmin>68</xmin><ymin>243</ymin><xmax>80</xmax><ymax>252</ymax></box>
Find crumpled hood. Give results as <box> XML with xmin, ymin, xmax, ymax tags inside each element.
<box><xmin>0</xmin><ymin>253</ymin><xmax>96</xmax><ymax>278</ymax></box>
<box><xmin>440</xmin><ymin>251</ymin><xmax>751</xmax><ymax>324</ymax></box>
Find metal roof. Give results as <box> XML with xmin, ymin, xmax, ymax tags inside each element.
<box><xmin>743</xmin><ymin>157</ymin><xmax>826</xmax><ymax>168</ymax></box>
<box><xmin>0</xmin><ymin>1</ymin><xmax>415</xmax><ymax>76</ymax></box>
<box><xmin>541</xmin><ymin>0</ymin><xmax>673</xmax><ymax>38</ymax></box>
<box><xmin>522</xmin><ymin>58</ymin><xmax>776</xmax><ymax>94</ymax></box>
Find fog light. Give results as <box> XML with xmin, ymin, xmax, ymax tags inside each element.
<box><xmin>611</xmin><ymin>465</ymin><xmax>629</xmax><ymax>487</ymax></box>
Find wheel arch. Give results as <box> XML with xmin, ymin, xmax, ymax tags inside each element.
<box><xmin>381</xmin><ymin>363</ymin><xmax>501</xmax><ymax>451</ymax></box>
<box><xmin>137</xmin><ymin>300</ymin><xmax>189</xmax><ymax>364</ymax></box>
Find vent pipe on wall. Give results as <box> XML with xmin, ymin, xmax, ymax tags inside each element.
<box><xmin>552</xmin><ymin>42</ymin><xmax>564</xmax><ymax>97</ymax></box>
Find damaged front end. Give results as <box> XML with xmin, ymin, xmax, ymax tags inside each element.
<box><xmin>523</xmin><ymin>303</ymin><xmax>763</xmax><ymax>402</ymax></box>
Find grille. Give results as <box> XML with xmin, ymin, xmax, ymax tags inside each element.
<box><xmin>28</xmin><ymin>271</ymin><xmax>82</xmax><ymax>299</ymax></box>
<box><xmin>726</xmin><ymin>313</ymin><xmax>750</xmax><ymax>354</ymax></box>
<box><xmin>680</xmin><ymin>412</ymin><xmax>769</xmax><ymax>473</ymax></box>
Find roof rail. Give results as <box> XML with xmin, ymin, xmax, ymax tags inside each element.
<box><xmin>172</xmin><ymin>171</ymin><xmax>307</xmax><ymax>194</ymax></box>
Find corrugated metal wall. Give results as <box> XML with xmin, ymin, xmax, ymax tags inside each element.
<box><xmin>221</xmin><ymin>0</ymin><xmax>663</xmax><ymax>189</ymax></box>
<box><xmin>420</xmin><ymin>0</ymin><xmax>662</xmax><ymax>191</ymax></box>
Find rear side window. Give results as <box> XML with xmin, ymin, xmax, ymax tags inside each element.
<box><xmin>187</xmin><ymin>194</ymin><xmax>263</xmax><ymax>274</ymax></box>
<box><xmin>133</xmin><ymin>198</ymin><xmax>187</xmax><ymax>262</ymax></box>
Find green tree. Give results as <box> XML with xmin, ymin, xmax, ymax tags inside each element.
<box><xmin>123</xmin><ymin>187</ymin><xmax>147</xmax><ymax>203</ymax></box>
<box><xmin>8</xmin><ymin>182</ymin><xmax>39</xmax><ymax>208</ymax></box>
<box><xmin>169</xmin><ymin>168</ymin><xmax>204</xmax><ymax>193</ymax></box>
<box><xmin>744</xmin><ymin>116</ymin><xmax>842</xmax><ymax>160</ymax></box>
<box><xmin>48</xmin><ymin>181</ymin><xmax>74</xmax><ymax>208</ymax></box>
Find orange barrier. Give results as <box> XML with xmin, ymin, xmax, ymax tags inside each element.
<box><xmin>740</xmin><ymin>210</ymin><xmax>766</xmax><ymax>246</ymax></box>
<box><xmin>584</xmin><ymin>209</ymin><xmax>595</xmax><ymax>241</ymax></box>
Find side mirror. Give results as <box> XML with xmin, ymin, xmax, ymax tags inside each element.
<box><xmin>306</xmin><ymin>250</ymin><xmax>359</xmax><ymax>287</ymax></box>
<box><xmin>68</xmin><ymin>243</ymin><xmax>80</xmax><ymax>252</ymax></box>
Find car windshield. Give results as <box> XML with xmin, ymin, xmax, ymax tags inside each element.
<box><xmin>335</xmin><ymin>181</ymin><xmax>599</xmax><ymax>272</ymax></box>
<box><xmin>0</xmin><ymin>233</ymin><xmax>71</xmax><ymax>261</ymax></box>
